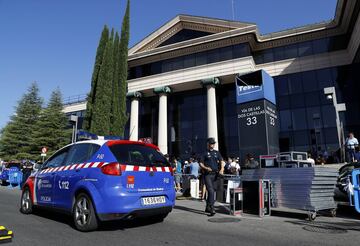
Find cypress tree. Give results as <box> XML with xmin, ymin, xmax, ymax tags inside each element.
<box><xmin>117</xmin><ymin>0</ymin><xmax>130</xmax><ymax>136</ymax></box>
<box><xmin>90</xmin><ymin>34</ymin><xmax>114</xmax><ymax>135</ymax></box>
<box><xmin>111</xmin><ymin>32</ymin><xmax>122</xmax><ymax>135</ymax></box>
<box><xmin>31</xmin><ymin>88</ymin><xmax>71</xmax><ymax>157</ymax></box>
<box><xmin>0</xmin><ymin>82</ymin><xmax>43</xmax><ymax>160</ymax></box>
<box><xmin>83</xmin><ymin>26</ymin><xmax>109</xmax><ymax>131</ymax></box>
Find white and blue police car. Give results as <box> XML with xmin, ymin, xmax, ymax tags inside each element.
<box><xmin>20</xmin><ymin>139</ymin><xmax>175</xmax><ymax>231</ymax></box>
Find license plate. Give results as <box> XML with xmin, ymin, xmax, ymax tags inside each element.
<box><xmin>141</xmin><ymin>196</ymin><xmax>166</xmax><ymax>206</ymax></box>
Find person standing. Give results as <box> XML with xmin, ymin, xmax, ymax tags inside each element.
<box><xmin>244</xmin><ymin>154</ymin><xmax>259</xmax><ymax>169</ymax></box>
<box><xmin>307</xmin><ymin>152</ymin><xmax>315</xmax><ymax>166</ymax></box>
<box><xmin>173</xmin><ymin>157</ymin><xmax>182</xmax><ymax>192</ymax></box>
<box><xmin>189</xmin><ymin>158</ymin><xmax>199</xmax><ymax>178</ymax></box>
<box><xmin>229</xmin><ymin>157</ymin><xmax>241</xmax><ymax>175</ymax></box>
<box><xmin>199</xmin><ymin>138</ymin><xmax>224</xmax><ymax>216</ymax></box>
<box><xmin>345</xmin><ymin>132</ymin><xmax>359</xmax><ymax>162</ymax></box>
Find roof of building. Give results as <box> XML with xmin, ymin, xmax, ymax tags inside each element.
<box><xmin>129</xmin><ymin>0</ymin><xmax>354</xmax><ymax>64</ymax></box>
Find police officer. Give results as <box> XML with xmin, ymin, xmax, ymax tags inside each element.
<box><xmin>199</xmin><ymin>138</ymin><xmax>224</xmax><ymax>216</ymax></box>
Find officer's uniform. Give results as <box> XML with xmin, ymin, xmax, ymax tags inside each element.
<box><xmin>201</xmin><ymin>139</ymin><xmax>223</xmax><ymax>214</ymax></box>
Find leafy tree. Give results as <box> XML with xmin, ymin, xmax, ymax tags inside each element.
<box><xmin>83</xmin><ymin>26</ymin><xmax>109</xmax><ymax>131</ymax></box>
<box><xmin>31</xmin><ymin>88</ymin><xmax>71</xmax><ymax>157</ymax></box>
<box><xmin>0</xmin><ymin>82</ymin><xmax>43</xmax><ymax>160</ymax></box>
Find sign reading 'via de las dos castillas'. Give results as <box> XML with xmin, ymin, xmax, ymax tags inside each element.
<box><xmin>235</xmin><ymin>70</ymin><xmax>279</xmax><ymax>161</ymax></box>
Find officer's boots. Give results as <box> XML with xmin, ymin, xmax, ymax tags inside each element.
<box><xmin>205</xmin><ymin>204</ymin><xmax>216</xmax><ymax>216</ymax></box>
<box><xmin>205</xmin><ymin>204</ymin><xmax>211</xmax><ymax>213</ymax></box>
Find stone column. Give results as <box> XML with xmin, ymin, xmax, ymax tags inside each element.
<box><xmin>154</xmin><ymin>86</ymin><xmax>172</xmax><ymax>154</ymax></box>
<box><xmin>126</xmin><ymin>91</ymin><xmax>142</xmax><ymax>141</ymax></box>
<box><xmin>201</xmin><ymin>78</ymin><xmax>220</xmax><ymax>150</ymax></box>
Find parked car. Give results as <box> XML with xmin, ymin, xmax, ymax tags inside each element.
<box><xmin>21</xmin><ymin>140</ymin><xmax>175</xmax><ymax>231</ymax></box>
<box><xmin>0</xmin><ymin>161</ymin><xmax>21</xmax><ymax>186</ymax></box>
<box><xmin>335</xmin><ymin>162</ymin><xmax>360</xmax><ymax>205</ymax></box>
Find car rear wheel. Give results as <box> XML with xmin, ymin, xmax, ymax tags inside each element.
<box><xmin>20</xmin><ymin>187</ymin><xmax>33</xmax><ymax>214</ymax></box>
<box><xmin>73</xmin><ymin>193</ymin><xmax>98</xmax><ymax>232</ymax></box>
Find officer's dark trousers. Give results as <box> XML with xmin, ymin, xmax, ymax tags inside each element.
<box><xmin>204</xmin><ymin>173</ymin><xmax>217</xmax><ymax>207</ymax></box>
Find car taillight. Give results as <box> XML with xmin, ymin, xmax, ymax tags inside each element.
<box><xmin>101</xmin><ymin>163</ymin><xmax>122</xmax><ymax>176</ymax></box>
<box><xmin>169</xmin><ymin>166</ymin><xmax>173</xmax><ymax>176</ymax></box>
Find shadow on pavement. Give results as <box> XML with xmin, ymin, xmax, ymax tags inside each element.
<box><xmin>174</xmin><ymin>203</ymin><xmax>231</xmax><ymax>216</ymax></box>
<box><xmin>30</xmin><ymin>208</ymin><xmax>167</xmax><ymax>232</ymax></box>
<box><xmin>270</xmin><ymin>210</ymin><xmax>308</xmax><ymax>220</ymax></box>
<box><xmin>285</xmin><ymin>220</ymin><xmax>360</xmax><ymax>232</ymax></box>
<box><xmin>99</xmin><ymin>217</ymin><xmax>165</xmax><ymax>231</ymax></box>
<box><xmin>335</xmin><ymin>205</ymin><xmax>360</xmax><ymax>220</ymax></box>
<box><xmin>31</xmin><ymin>209</ymin><xmax>74</xmax><ymax>229</ymax></box>
<box><xmin>271</xmin><ymin>206</ymin><xmax>360</xmax><ymax>221</ymax></box>
<box><xmin>174</xmin><ymin>205</ymin><xmax>206</xmax><ymax>216</ymax></box>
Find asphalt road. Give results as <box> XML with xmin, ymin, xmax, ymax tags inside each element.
<box><xmin>1</xmin><ymin>186</ymin><xmax>360</xmax><ymax>246</ymax></box>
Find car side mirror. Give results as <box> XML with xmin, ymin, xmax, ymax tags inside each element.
<box><xmin>40</xmin><ymin>164</ymin><xmax>48</xmax><ymax>170</ymax></box>
<box><xmin>34</xmin><ymin>164</ymin><xmax>42</xmax><ymax>170</ymax></box>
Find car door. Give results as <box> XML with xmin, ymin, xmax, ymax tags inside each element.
<box><xmin>35</xmin><ymin>147</ymin><xmax>70</xmax><ymax>207</ymax></box>
<box><xmin>53</xmin><ymin>143</ymin><xmax>100</xmax><ymax>210</ymax></box>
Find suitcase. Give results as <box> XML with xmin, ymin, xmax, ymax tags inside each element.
<box><xmin>190</xmin><ymin>179</ymin><xmax>200</xmax><ymax>199</ymax></box>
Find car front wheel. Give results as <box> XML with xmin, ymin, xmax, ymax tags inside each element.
<box><xmin>20</xmin><ymin>187</ymin><xmax>33</xmax><ymax>214</ymax></box>
<box><xmin>73</xmin><ymin>193</ymin><xmax>98</xmax><ymax>232</ymax></box>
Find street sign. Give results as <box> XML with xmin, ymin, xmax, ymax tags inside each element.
<box><xmin>236</xmin><ymin>70</ymin><xmax>279</xmax><ymax>159</ymax></box>
<box><xmin>41</xmin><ymin>147</ymin><xmax>48</xmax><ymax>154</ymax></box>
<box><xmin>41</xmin><ymin>153</ymin><xmax>47</xmax><ymax>157</ymax></box>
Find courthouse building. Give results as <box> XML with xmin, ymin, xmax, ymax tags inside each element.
<box><xmin>64</xmin><ymin>0</ymin><xmax>360</xmax><ymax>159</ymax></box>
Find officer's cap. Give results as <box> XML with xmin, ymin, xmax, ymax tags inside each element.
<box><xmin>207</xmin><ymin>138</ymin><xmax>216</xmax><ymax>144</ymax></box>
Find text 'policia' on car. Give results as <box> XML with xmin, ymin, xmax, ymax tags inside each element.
<box><xmin>20</xmin><ymin>139</ymin><xmax>175</xmax><ymax>232</ymax></box>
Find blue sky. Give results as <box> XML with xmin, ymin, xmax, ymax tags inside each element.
<box><xmin>0</xmin><ymin>0</ymin><xmax>337</xmax><ymax>128</ymax></box>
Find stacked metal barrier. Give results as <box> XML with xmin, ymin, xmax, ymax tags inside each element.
<box><xmin>241</xmin><ymin>167</ymin><xmax>338</xmax><ymax>212</ymax></box>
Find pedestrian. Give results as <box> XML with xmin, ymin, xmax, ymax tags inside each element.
<box><xmin>21</xmin><ymin>160</ymin><xmax>33</xmax><ymax>187</ymax></box>
<box><xmin>354</xmin><ymin>146</ymin><xmax>360</xmax><ymax>162</ymax></box>
<box><xmin>183</xmin><ymin>160</ymin><xmax>191</xmax><ymax>174</ymax></box>
<box><xmin>228</xmin><ymin>157</ymin><xmax>240</xmax><ymax>175</ymax></box>
<box><xmin>173</xmin><ymin>157</ymin><xmax>182</xmax><ymax>192</ymax></box>
<box><xmin>224</xmin><ymin>157</ymin><xmax>232</xmax><ymax>174</ymax></box>
<box><xmin>345</xmin><ymin>132</ymin><xmax>359</xmax><ymax>162</ymax></box>
<box><xmin>189</xmin><ymin>157</ymin><xmax>199</xmax><ymax>178</ymax></box>
<box><xmin>307</xmin><ymin>152</ymin><xmax>315</xmax><ymax>166</ymax></box>
<box><xmin>199</xmin><ymin>138</ymin><xmax>224</xmax><ymax>216</ymax></box>
<box><xmin>244</xmin><ymin>154</ymin><xmax>259</xmax><ymax>169</ymax></box>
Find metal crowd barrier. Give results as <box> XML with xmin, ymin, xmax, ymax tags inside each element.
<box><xmin>174</xmin><ymin>173</ymin><xmax>241</xmax><ymax>202</ymax></box>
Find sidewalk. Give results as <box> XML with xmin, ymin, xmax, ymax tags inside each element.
<box><xmin>175</xmin><ymin>193</ymin><xmax>360</xmax><ymax>222</ymax></box>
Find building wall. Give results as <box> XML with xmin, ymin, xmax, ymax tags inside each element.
<box><xmin>63</xmin><ymin>0</ymin><xmax>360</xmax><ymax>160</ymax></box>
<box><xmin>131</xmin><ymin>61</ymin><xmax>360</xmax><ymax>160</ymax></box>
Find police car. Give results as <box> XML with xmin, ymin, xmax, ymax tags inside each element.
<box><xmin>20</xmin><ymin>139</ymin><xmax>175</xmax><ymax>231</ymax></box>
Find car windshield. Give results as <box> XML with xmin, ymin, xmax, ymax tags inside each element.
<box><xmin>109</xmin><ymin>144</ymin><xmax>170</xmax><ymax>167</ymax></box>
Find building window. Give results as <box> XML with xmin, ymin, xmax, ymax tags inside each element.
<box><xmin>298</xmin><ymin>41</ymin><xmax>313</xmax><ymax>57</ymax></box>
<box><xmin>291</xmin><ymin>108</ymin><xmax>307</xmax><ymax>130</ymax></box>
<box><xmin>288</xmin><ymin>74</ymin><xmax>303</xmax><ymax>94</ymax></box>
<box><xmin>283</xmin><ymin>44</ymin><xmax>298</xmax><ymax>59</ymax></box>
<box><xmin>302</xmin><ymin>70</ymin><xmax>318</xmax><ymax>92</ymax></box>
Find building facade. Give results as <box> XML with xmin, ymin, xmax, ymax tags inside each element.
<box><xmin>64</xmin><ymin>0</ymin><xmax>360</xmax><ymax>161</ymax></box>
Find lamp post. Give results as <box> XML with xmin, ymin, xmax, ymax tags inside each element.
<box><xmin>70</xmin><ymin>115</ymin><xmax>78</xmax><ymax>143</ymax></box>
<box><xmin>323</xmin><ymin>87</ymin><xmax>346</xmax><ymax>163</ymax></box>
